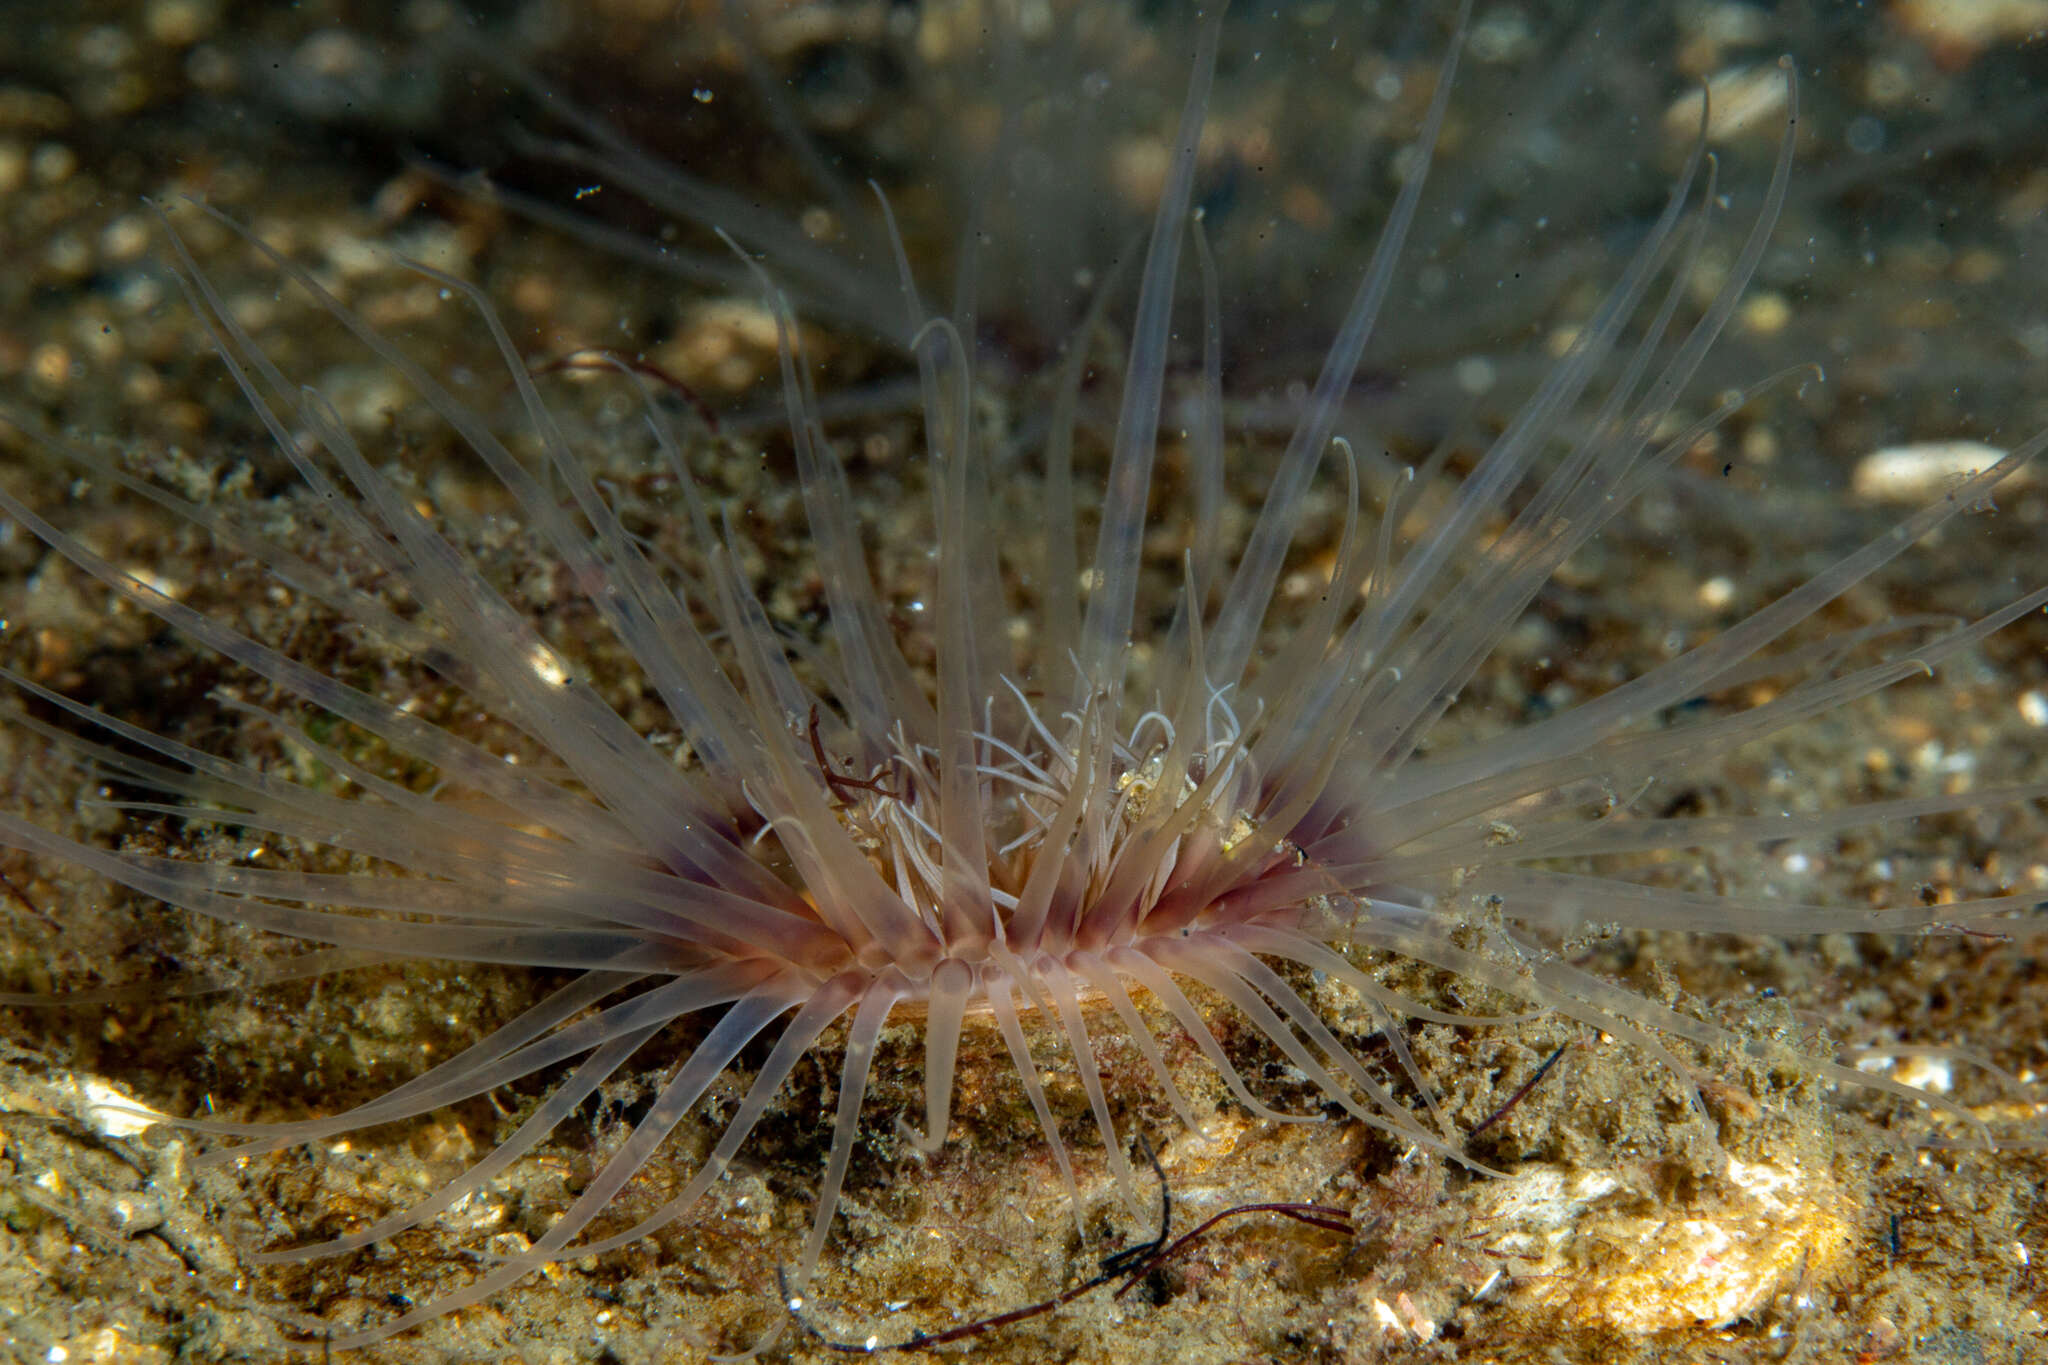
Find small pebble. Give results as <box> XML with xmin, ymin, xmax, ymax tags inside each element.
<box><xmin>1663</xmin><ymin>64</ymin><xmax>1790</xmax><ymax>143</ymax></box>
<box><xmin>2018</xmin><ymin>690</ymin><xmax>2048</xmax><ymax>728</ymax></box>
<box><xmin>145</xmin><ymin>0</ymin><xmax>220</xmax><ymax>47</ymax></box>
<box><xmin>1893</xmin><ymin>0</ymin><xmax>2048</xmax><ymax>70</ymax></box>
<box><xmin>1850</xmin><ymin>440</ymin><xmax>2026</xmax><ymax>503</ymax></box>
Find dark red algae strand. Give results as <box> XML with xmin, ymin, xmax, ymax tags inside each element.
<box><xmin>782</xmin><ymin>1137</ymin><xmax>1354</xmax><ymax>1354</ymax></box>
<box><xmin>1463</xmin><ymin>1040</ymin><xmax>1572</xmax><ymax>1146</ymax></box>
<box><xmin>526</xmin><ymin>347</ymin><xmax>725</xmax><ymax>437</ymax></box>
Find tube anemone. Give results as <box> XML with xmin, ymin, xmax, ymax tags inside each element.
<box><xmin>2</xmin><ymin>6</ymin><xmax>2045</xmax><ymax>1356</ymax></box>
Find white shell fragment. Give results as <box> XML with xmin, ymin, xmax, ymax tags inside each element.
<box><xmin>1473</xmin><ymin>1155</ymin><xmax>1846</xmax><ymax>1332</ymax></box>
<box><xmin>70</xmin><ymin>1073</ymin><xmax>169</xmax><ymax>1139</ymax></box>
<box><xmin>1850</xmin><ymin>439</ymin><xmax>2027</xmax><ymax>503</ymax></box>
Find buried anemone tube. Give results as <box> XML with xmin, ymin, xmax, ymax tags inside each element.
<box><xmin>2</xmin><ymin>10</ymin><xmax>2047</xmax><ymax>1354</ymax></box>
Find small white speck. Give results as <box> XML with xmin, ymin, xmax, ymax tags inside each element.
<box><xmin>692</xmin><ymin>87</ymin><xmax>714</xmax><ymax>103</ymax></box>
<box><xmin>46</xmin><ymin>1348</ymin><xmax>68</xmax><ymax>1364</ymax></box>
<box><xmin>1893</xmin><ymin>1054</ymin><xmax>1953</xmax><ymax>1094</ymax></box>
<box><xmin>1454</xmin><ymin>355</ymin><xmax>1496</xmax><ymax>396</ymax></box>
<box><xmin>526</xmin><ymin>642</ymin><xmax>572</xmax><ymax>687</ymax></box>
<box><xmin>786</xmin><ymin>1295</ymin><xmax>804</xmax><ymax>1311</ymax></box>
<box><xmin>122</xmin><ymin>566</ymin><xmax>186</xmax><ymax>601</ymax></box>
<box><xmin>1698</xmin><ymin>575</ymin><xmax>1735</xmax><ymax>610</ymax></box>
